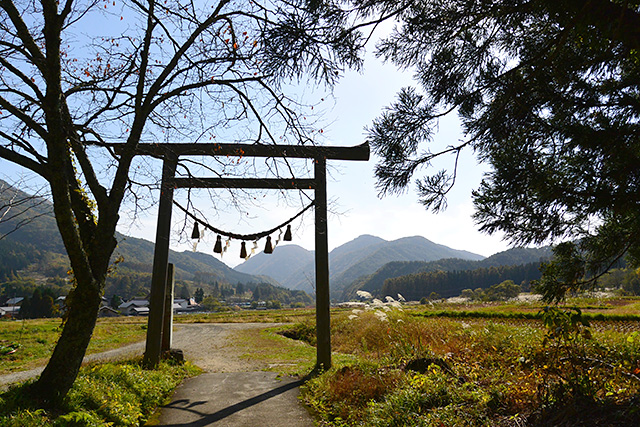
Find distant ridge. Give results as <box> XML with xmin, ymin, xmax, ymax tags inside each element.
<box><xmin>234</xmin><ymin>234</ymin><xmax>484</xmax><ymax>297</ymax></box>
<box><xmin>0</xmin><ymin>179</ymin><xmax>274</xmax><ymax>297</ymax></box>
<box><xmin>234</xmin><ymin>244</ymin><xmax>313</xmax><ymax>284</ymax></box>
<box><xmin>1</xmin><ymin>179</ymin><xmax>548</xmax><ymax>303</ymax></box>
<box><xmin>330</xmin><ymin>236</ymin><xmax>484</xmax><ymax>293</ymax></box>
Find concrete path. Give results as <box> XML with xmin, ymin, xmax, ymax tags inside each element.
<box><xmin>149</xmin><ymin>323</ymin><xmax>315</xmax><ymax>426</ymax></box>
<box><xmin>150</xmin><ymin>372</ymin><xmax>313</xmax><ymax>427</ymax></box>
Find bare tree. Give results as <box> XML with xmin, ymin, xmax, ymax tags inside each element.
<box><xmin>0</xmin><ymin>178</ymin><xmax>50</xmax><ymax>240</ymax></box>
<box><xmin>0</xmin><ymin>0</ymin><xmax>362</xmax><ymax>404</ymax></box>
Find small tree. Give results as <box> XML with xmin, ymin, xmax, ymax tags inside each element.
<box><xmin>201</xmin><ymin>296</ymin><xmax>222</xmax><ymax>312</ymax></box>
<box><xmin>460</xmin><ymin>289</ymin><xmax>475</xmax><ymax>300</ymax></box>
<box><xmin>236</xmin><ymin>283</ymin><xmax>245</xmax><ymax>296</ymax></box>
<box><xmin>483</xmin><ymin>280</ymin><xmax>521</xmax><ymax>302</ymax></box>
<box><xmin>194</xmin><ymin>287</ymin><xmax>204</xmax><ymax>303</ymax></box>
<box><xmin>266</xmin><ymin>299</ymin><xmax>281</xmax><ymax>309</ymax></box>
<box><xmin>110</xmin><ymin>294</ymin><xmax>123</xmax><ymax>309</ymax></box>
<box><xmin>621</xmin><ymin>269</ymin><xmax>640</xmax><ymax>295</ymax></box>
<box><xmin>177</xmin><ymin>283</ymin><xmax>190</xmax><ymax>300</ymax></box>
<box><xmin>20</xmin><ymin>288</ymin><xmax>57</xmax><ymax>319</ymax></box>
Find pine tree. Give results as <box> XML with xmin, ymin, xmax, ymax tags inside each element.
<box><xmin>363</xmin><ymin>0</ymin><xmax>640</xmax><ymax>299</ymax></box>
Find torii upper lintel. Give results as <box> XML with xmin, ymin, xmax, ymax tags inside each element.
<box><xmin>116</xmin><ymin>141</ymin><xmax>370</xmax><ymax>161</ymax></box>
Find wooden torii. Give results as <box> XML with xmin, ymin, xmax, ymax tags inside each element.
<box><xmin>135</xmin><ymin>142</ymin><xmax>370</xmax><ymax>369</ymax></box>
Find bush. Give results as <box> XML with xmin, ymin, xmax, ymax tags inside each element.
<box><xmin>301</xmin><ymin>306</ymin><xmax>640</xmax><ymax>426</ymax></box>
<box><xmin>303</xmin><ymin>363</ymin><xmax>402</xmax><ymax>423</ymax></box>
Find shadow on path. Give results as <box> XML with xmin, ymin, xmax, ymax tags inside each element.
<box><xmin>151</xmin><ymin>372</ymin><xmax>313</xmax><ymax>427</ymax></box>
<box><xmin>158</xmin><ymin>378</ymin><xmax>304</xmax><ymax>426</ymax></box>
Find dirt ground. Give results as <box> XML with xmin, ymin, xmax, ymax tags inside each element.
<box><xmin>0</xmin><ymin>322</ymin><xmax>282</xmax><ymax>389</ymax></box>
<box><xmin>168</xmin><ymin>322</ymin><xmax>282</xmax><ymax>372</ymax></box>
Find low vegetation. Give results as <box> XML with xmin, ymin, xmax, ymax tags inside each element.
<box><xmin>2</xmin><ymin>297</ymin><xmax>639</xmax><ymax>426</ymax></box>
<box><xmin>0</xmin><ymin>359</ymin><xmax>199</xmax><ymax>426</ymax></box>
<box><xmin>300</xmin><ymin>304</ymin><xmax>640</xmax><ymax>426</ymax></box>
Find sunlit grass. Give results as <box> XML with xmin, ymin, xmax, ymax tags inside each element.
<box><xmin>233</xmin><ymin>327</ymin><xmax>317</xmax><ymax>375</ymax></box>
<box><xmin>0</xmin><ymin>359</ymin><xmax>200</xmax><ymax>426</ymax></box>
<box><xmin>175</xmin><ymin>307</ymin><xmax>316</xmax><ymax>324</ymax></box>
<box><xmin>2</xmin><ymin>296</ymin><xmax>639</xmax><ymax>425</ymax></box>
<box><xmin>0</xmin><ymin>317</ymin><xmax>147</xmax><ymax>374</ymax></box>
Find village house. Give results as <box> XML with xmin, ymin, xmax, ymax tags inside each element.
<box><xmin>0</xmin><ymin>297</ymin><xmax>24</xmax><ymax>318</ymax></box>
<box><xmin>5</xmin><ymin>297</ymin><xmax>23</xmax><ymax>306</ymax></box>
<box><xmin>118</xmin><ymin>299</ymin><xmax>150</xmax><ymax>316</ymax></box>
<box><xmin>0</xmin><ymin>305</ymin><xmax>21</xmax><ymax>318</ymax></box>
<box><xmin>98</xmin><ymin>306</ymin><xmax>120</xmax><ymax>318</ymax></box>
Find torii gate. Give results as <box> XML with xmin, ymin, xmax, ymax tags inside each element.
<box><xmin>134</xmin><ymin>142</ymin><xmax>370</xmax><ymax>369</ymax></box>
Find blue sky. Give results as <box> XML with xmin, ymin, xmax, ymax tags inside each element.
<box><xmin>119</xmin><ymin>48</ymin><xmax>512</xmax><ymax>267</ymax></box>
<box><xmin>1</xmin><ymin>8</ymin><xmax>513</xmax><ymax>268</ymax></box>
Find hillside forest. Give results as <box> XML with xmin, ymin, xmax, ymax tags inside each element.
<box><xmin>2</xmin><ymin>181</ymin><xmax>639</xmax><ymax>317</ymax></box>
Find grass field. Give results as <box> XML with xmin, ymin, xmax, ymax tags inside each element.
<box><xmin>297</xmin><ymin>299</ymin><xmax>640</xmax><ymax>426</ymax></box>
<box><xmin>0</xmin><ymin>317</ymin><xmax>147</xmax><ymax>374</ymax></box>
<box><xmin>208</xmin><ymin>296</ymin><xmax>640</xmax><ymax>425</ymax></box>
<box><xmin>174</xmin><ymin>307</ymin><xmax>317</xmax><ymax>324</ymax></box>
<box><xmin>1</xmin><ymin>296</ymin><xmax>639</xmax><ymax>426</ymax></box>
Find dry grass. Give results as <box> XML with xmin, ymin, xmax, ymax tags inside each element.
<box><xmin>175</xmin><ymin>308</ymin><xmax>315</xmax><ymax>324</ymax></box>
<box><xmin>302</xmin><ymin>307</ymin><xmax>640</xmax><ymax>426</ymax></box>
<box><xmin>231</xmin><ymin>326</ymin><xmax>318</xmax><ymax>375</ymax></box>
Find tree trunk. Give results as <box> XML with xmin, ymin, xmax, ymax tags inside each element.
<box><xmin>29</xmin><ymin>277</ymin><xmax>103</xmax><ymax>405</ymax></box>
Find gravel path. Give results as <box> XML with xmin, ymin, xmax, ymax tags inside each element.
<box><xmin>170</xmin><ymin>323</ymin><xmax>283</xmax><ymax>372</ymax></box>
<box><xmin>0</xmin><ymin>322</ymin><xmax>282</xmax><ymax>389</ymax></box>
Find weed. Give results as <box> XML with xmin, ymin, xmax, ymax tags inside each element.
<box><xmin>303</xmin><ymin>363</ymin><xmax>402</xmax><ymax>423</ymax></box>
<box><xmin>278</xmin><ymin>321</ymin><xmax>317</xmax><ymax>346</ymax></box>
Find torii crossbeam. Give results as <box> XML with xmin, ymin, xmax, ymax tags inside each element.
<box><xmin>128</xmin><ymin>142</ymin><xmax>370</xmax><ymax>369</ymax></box>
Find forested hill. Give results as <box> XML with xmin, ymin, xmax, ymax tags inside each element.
<box><xmin>342</xmin><ymin>246</ymin><xmax>552</xmax><ymax>300</ymax></box>
<box><xmin>381</xmin><ymin>262</ymin><xmax>543</xmax><ymax>300</ymax></box>
<box><xmin>0</xmin><ymin>179</ymin><xmax>274</xmax><ymax>299</ymax></box>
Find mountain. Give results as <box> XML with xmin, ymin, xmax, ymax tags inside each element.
<box><xmin>234</xmin><ymin>244</ymin><xmax>313</xmax><ymax>284</ymax></box>
<box><xmin>342</xmin><ymin>246</ymin><xmax>553</xmax><ymax>300</ymax></box>
<box><xmin>112</xmin><ymin>233</ymin><xmax>274</xmax><ymax>286</ymax></box>
<box><xmin>0</xmin><ymin>179</ymin><xmax>274</xmax><ymax>297</ymax></box>
<box><xmin>330</xmin><ymin>236</ymin><xmax>484</xmax><ymax>293</ymax></box>
<box><xmin>479</xmin><ymin>247</ymin><xmax>553</xmax><ymax>267</ymax></box>
<box><xmin>326</xmin><ymin>234</ymin><xmax>388</xmax><ymax>276</ymax></box>
<box><xmin>234</xmin><ymin>234</ymin><xmax>484</xmax><ymax>298</ymax></box>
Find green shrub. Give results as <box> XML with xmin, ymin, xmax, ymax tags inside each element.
<box><xmin>0</xmin><ymin>410</ymin><xmax>51</xmax><ymax>427</ymax></box>
<box><xmin>53</xmin><ymin>411</ymin><xmax>104</xmax><ymax>427</ymax></box>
